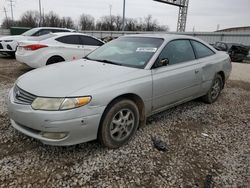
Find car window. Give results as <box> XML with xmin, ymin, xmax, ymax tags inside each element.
<box><xmin>56</xmin><ymin>35</ymin><xmax>81</xmax><ymax>45</ymax></box>
<box><xmin>27</xmin><ymin>33</ymin><xmax>56</xmax><ymax>41</ymax></box>
<box><xmin>191</xmin><ymin>40</ymin><xmax>215</xmax><ymax>58</ymax></box>
<box><xmin>87</xmin><ymin>37</ymin><xmax>164</xmax><ymax>68</ymax></box>
<box><xmin>52</xmin><ymin>29</ymin><xmax>69</xmax><ymax>33</ymax></box>
<box><xmin>158</xmin><ymin>40</ymin><xmax>195</xmax><ymax>65</ymax></box>
<box><xmin>33</xmin><ymin>29</ymin><xmax>51</xmax><ymax>36</ymax></box>
<box><xmin>79</xmin><ymin>36</ymin><xmax>103</xmax><ymax>46</ymax></box>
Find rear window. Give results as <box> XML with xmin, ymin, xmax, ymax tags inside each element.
<box><xmin>56</xmin><ymin>35</ymin><xmax>81</xmax><ymax>45</ymax></box>
<box><xmin>79</xmin><ymin>36</ymin><xmax>103</xmax><ymax>46</ymax></box>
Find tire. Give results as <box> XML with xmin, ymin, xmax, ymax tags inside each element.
<box><xmin>98</xmin><ymin>99</ymin><xmax>140</xmax><ymax>148</ymax></box>
<box><xmin>46</xmin><ymin>56</ymin><xmax>65</xmax><ymax>65</ymax></box>
<box><xmin>202</xmin><ymin>74</ymin><xmax>223</xmax><ymax>104</ymax></box>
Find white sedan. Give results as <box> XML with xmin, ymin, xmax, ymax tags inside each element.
<box><xmin>0</xmin><ymin>27</ymin><xmax>74</xmax><ymax>56</ymax></box>
<box><xmin>15</xmin><ymin>33</ymin><xmax>104</xmax><ymax>68</ymax></box>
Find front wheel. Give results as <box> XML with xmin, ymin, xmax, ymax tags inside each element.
<box><xmin>98</xmin><ymin>99</ymin><xmax>139</xmax><ymax>148</ymax></box>
<box><xmin>202</xmin><ymin>74</ymin><xmax>223</xmax><ymax>104</ymax></box>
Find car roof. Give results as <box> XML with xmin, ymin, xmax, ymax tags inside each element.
<box><xmin>53</xmin><ymin>32</ymin><xmax>90</xmax><ymax>36</ymax></box>
<box><xmin>121</xmin><ymin>34</ymin><xmax>199</xmax><ymax>41</ymax></box>
<box><xmin>34</xmin><ymin>27</ymin><xmax>75</xmax><ymax>31</ymax></box>
<box><xmin>51</xmin><ymin>32</ymin><xmax>104</xmax><ymax>43</ymax></box>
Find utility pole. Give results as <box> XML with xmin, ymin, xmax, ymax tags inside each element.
<box><xmin>122</xmin><ymin>0</ymin><xmax>126</xmax><ymax>31</ymax></box>
<box><xmin>8</xmin><ymin>0</ymin><xmax>14</xmax><ymax>21</ymax></box>
<box><xmin>109</xmin><ymin>4</ymin><xmax>112</xmax><ymax>30</ymax></box>
<box><xmin>3</xmin><ymin>7</ymin><xmax>9</xmax><ymax>28</ymax></box>
<box><xmin>39</xmin><ymin>0</ymin><xmax>42</xmax><ymax>26</ymax></box>
<box><xmin>3</xmin><ymin>7</ymin><xmax>8</xmax><ymax>20</ymax></box>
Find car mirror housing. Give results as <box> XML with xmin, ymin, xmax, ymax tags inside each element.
<box><xmin>160</xmin><ymin>58</ymin><xmax>169</xmax><ymax>66</ymax></box>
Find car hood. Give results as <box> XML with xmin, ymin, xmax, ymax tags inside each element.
<box><xmin>16</xmin><ymin>59</ymin><xmax>143</xmax><ymax>97</ymax></box>
<box><xmin>0</xmin><ymin>35</ymin><xmax>35</xmax><ymax>42</ymax></box>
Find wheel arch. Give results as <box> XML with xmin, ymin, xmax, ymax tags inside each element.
<box><xmin>46</xmin><ymin>55</ymin><xmax>65</xmax><ymax>65</ymax></box>
<box><xmin>217</xmin><ymin>71</ymin><xmax>225</xmax><ymax>88</ymax></box>
<box><xmin>99</xmin><ymin>93</ymin><xmax>146</xmax><ymax>132</ymax></box>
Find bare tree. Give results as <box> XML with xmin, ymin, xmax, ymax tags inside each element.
<box><xmin>114</xmin><ymin>15</ymin><xmax>123</xmax><ymax>31</ymax></box>
<box><xmin>42</xmin><ymin>11</ymin><xmax>61</xmax><ymax>27</ymax></box>
<box><xmin>79</xmin><ymin>14</ymin><xmax>95</xmax><ymax>30</ymax></box>
<box><xmin>18</xmin><ymin>11</ymin><xmax>40</xmax><ymax>27</ymax></box>
<box><xmin>60</xmin><ymin>17</ymin><xmax>75</xmax><ymax>29</ymax></box>
<box><xmin>1</xmin><ymin>18</ymin><xmax>12</xmax><ymax>29</ymax></box>
<box><xmin>96</xmin><ymin>15</ymin><xmax>116</xmax><ymax>31</ymax></box>
<box><xmin>143</xmin><ymin>15</ymin><xmax>158</xmax><ymax>31</ymax></box>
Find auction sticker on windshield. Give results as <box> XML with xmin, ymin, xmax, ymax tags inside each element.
<box><xmin>136</xmin><ymin>47</ymin><xmax>157</xmax><ymax>52</ymax></box>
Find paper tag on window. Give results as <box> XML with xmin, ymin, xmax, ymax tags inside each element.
<box><xmin>136</xmin><ymin>47</ymin><xmax>157</xmax><ymax>52</ymax></box>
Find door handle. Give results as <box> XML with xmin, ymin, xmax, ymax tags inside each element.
<box><xmin>195</xmin><ymin>70</ymin><xmax>199</xmax><ymax>74</ymax></box>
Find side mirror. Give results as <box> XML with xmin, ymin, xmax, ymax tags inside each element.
<box><xmin>160</xmin><ymin>58</ymin><xmax>169</xmax><ymax>66</ymax></box>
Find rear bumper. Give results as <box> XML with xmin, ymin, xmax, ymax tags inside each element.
<box><xmin>7</xmin><ymin>88</ymin><xmax>106</xmax><ymax>146</ymax></box>
<box><xmin>16</xmin><ymin>52</ymin><xmax>46</xmax><ymax>68</ymax></box>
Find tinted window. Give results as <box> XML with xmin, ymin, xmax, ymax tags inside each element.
<box><xmin>52</xmin><ymin>29</ymin><xmax>69</xmax><ymax>33</ymax></box>
<box><xmin>79</xmin><ymin>36</ymin><xmax>103</xmax><ymax>46</ymax></box>
<box><xmin>158</xmin><ymin>40</ymin><xmax>195</xmax><ymax>65</ymax></box>
<box><xmin>191</xmin><ymin>40</ymin><xmax>215</xmax><ymax>58</ymax></box>
<box><xmin>33</xmin><ymin>29</ymin><xmax>51</xmax><ymax>36</ymax></box>
<box><xmin>56</xmin><ymin>35</ymin><xmax>81</xmax><ymax>45</ymax></box>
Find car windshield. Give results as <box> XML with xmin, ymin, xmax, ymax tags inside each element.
<box><xmin>86</xmin><ymin>37</ymin><xmax>164</xmax><ymax>68</ymax></box>
<box><xmin>22</xmin><ymin>28</ymin><xmax>41</xmax><ymax>36</ymax></box>
<box><xmin>27</xmin><ymin>33</ymin><xmax>56</xmax><ymax>41</ymax></box>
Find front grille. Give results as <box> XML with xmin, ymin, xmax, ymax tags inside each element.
<box><xmin>14</xmin><ymin>85</ymin><xmax>37</xmax><ymax>105</ymax></box>
<box><xmin>0</xmin><ymin>43</ymin><xmax>3</xmax><ymax>49</ymax></box>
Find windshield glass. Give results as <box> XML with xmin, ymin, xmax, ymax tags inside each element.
<box><xmin>87</xmin><ymin>37</ymin><xmax>164</xmax><ymax>68</ymax></box>
<box><xmin>27</xmin><ymin>33</ymin><xmax>56</xmax><ymax>41</ymax></box>
<box><xmin>22</xmin><ymin>28</ymin><xmax>40</xmax><ymax>36</ymax></box>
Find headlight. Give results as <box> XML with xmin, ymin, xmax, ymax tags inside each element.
<box><xmin>31</xmin><ymin>96</ymin><xmax>91</xmax><ymax>111</ymax></box>
<box><xmin>4</xmin><ymin>40</ymin><xmax>13</xmax><ymax>42</ymax></box>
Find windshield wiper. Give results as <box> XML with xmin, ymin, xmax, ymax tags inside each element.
<box><xmin>95</xmin><ymin>59</ymin><xmax>123</xmax><ymax>66</ymax></box>
<box><xmin>84</xmin><ymin>56</ymin><xmax>91</xmax><ymax>60</ymax></box>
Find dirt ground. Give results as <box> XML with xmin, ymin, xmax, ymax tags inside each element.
<box><xmin>0</xmin><ymin>57</ymin><xmax>249</xmax><ymax>188</ymax></box>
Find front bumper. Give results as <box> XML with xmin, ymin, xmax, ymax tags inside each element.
<box><xmin>7</xmin><ymin>88</ymin><xmax>106</xmax><ymax>146</ymax></box>
<box><xmin>0</xmin><ymin>41</ymin><xmax>17</xmax><ymax>52</ymax></box>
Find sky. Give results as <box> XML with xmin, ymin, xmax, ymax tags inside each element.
<box><xmin>0</xmin><ymin>0</ymin><xmax>250</xmax><ymax>31</ymax></box>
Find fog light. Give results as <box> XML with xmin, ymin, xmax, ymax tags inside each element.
<box><xmin>41</xmin><ymin>132</ymin><xmax>67</xmax><ymax>140</ymax></box>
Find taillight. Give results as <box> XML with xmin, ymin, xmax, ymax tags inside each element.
<box><xmin>23</xmin><ymin>44</ymin><xmax>48</xmax><ymax>51</ymax></box>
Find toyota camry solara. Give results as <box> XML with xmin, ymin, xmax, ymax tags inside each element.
<box><xmin>7</xmin><ymin>34</ymin><xmax>232</xmax><ymax>148</ymax></box>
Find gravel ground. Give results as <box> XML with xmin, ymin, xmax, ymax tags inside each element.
<box><xmin>0</xmin><ymin>58</ymin><xmax>249</xmax><ymax>187</ymax></box>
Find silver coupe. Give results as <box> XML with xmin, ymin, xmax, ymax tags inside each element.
<box><xmin>7</xmin><ymin>34</ymin><xmax>232</xmax><ymax>148</ymax></box>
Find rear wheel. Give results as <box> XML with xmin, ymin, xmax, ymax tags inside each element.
<box><xmin>202</xmin><ymin>74</ymin><xmax>223</xmax><ymax>104</ymax></box>
<box><xmin>46</xmin><ymin>56</ymin><xmax>65</xmax><ymax>65</ymax></box>
<box><xmin>98</xmin><ymin>99</ymin><xmax>139</xmax><ymax>148</ymax></box>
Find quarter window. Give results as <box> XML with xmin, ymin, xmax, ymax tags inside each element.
<box><xmin>56</xmin><ymin>35</ymin><xmax>81</xmax><ymax>45</ymax></box>
<box><xmin>191</xmin><ymin>40</ymin><xmax>215</xmax><ymax>58</ymax></box>
<box><xmin>158</xmin><ymin>40</ymin><xmax>196</xmax><ymax>65</ymax></box>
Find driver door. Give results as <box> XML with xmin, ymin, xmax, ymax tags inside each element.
<box><xmin>152</xmin><ymin>39</ymin><xmax>203</xmax><ymax>112</ymax></box>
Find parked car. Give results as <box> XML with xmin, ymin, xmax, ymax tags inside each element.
<box><xmin>7</xmin><ymin>34</ymin><xmax>232</xmax><ymax>148</ymax></box>
<box><xmin>16</xmin><ymin>33</ymin><xmax>104</xmax><ymax>68</ymax></box>
<box><xmin>0</xmin><ymin>27</ymin><xmax>74</xmax><ymax>56</ymax></box>
<box><xmin>214</xmin><ymin>41</ymin><xmax>249</xmax><ymax>62</ymax></box>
